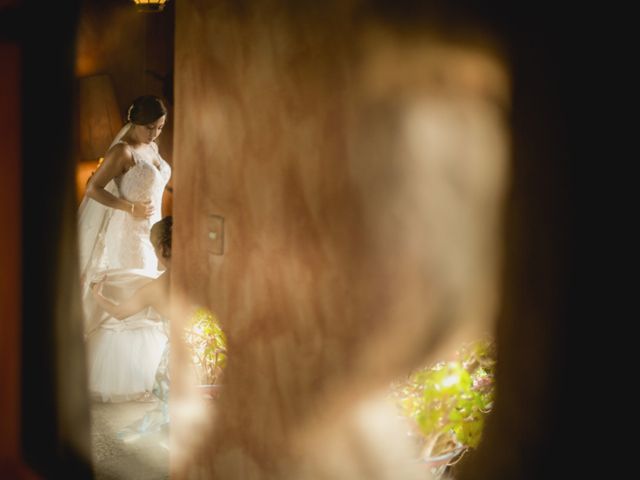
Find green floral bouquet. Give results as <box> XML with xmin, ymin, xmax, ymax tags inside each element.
<box><xmin>183</xmin><ymin>307</ymin><xmax>228</xmax><ymax>386</ymax></box>
<box><xmin>390</xmin><ymin>339</ymin><xmax>496</xmax><ymax>476</ymax></box>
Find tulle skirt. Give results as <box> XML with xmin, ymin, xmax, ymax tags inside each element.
<box><xmin>87</xmin><ymin>319</ymin><xmax>168</xmax><ymax>402</ymax></box>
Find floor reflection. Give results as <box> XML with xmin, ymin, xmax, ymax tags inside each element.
<box><xmin>91</xmin><ymin>401</ymin><xmax>169</xmax><ymax>480</ymax></box>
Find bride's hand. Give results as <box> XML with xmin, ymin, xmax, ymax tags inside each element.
<box><xmin>131</xmin><ymin>200</ymin><xmax>155</xmax><ymax>218</ymax></box>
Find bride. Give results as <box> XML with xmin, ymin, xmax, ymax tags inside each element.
<box><xmin>78</xmin><ymin>95</ymin><xmax>171</xmax><ymax>402</ymax></box>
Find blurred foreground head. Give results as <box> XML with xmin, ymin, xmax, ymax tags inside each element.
<box><xmin>171</xmin><ymin>1</ymin><xmax>509</xmax><ymax>478</ymax></box>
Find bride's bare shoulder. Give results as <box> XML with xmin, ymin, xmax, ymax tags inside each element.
<box><xmin>104</xmin><ymin>142</ymin><xmax>135</xmax><ymax>171</ymax></box>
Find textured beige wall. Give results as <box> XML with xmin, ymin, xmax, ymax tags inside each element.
<box><xmin>172</xmin><ymin>1</ymin><xmax>509</xmax><ymax>478</ymax></box>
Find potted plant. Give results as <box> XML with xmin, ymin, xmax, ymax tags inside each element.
<box><xmin>183</xmin><ymin>307</ymin><xmax>227</xmax><ymax>399</ymax></box>
<box><xmin>390</xmin><ymin>339</ymin><xmax>496</xmax><ymax>479</ymax></box>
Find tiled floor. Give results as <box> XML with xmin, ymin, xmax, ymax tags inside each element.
<box><xmin>91</xmin><ymin>401</ymin><xmax>169</xmax><ymax>480</ymax></box>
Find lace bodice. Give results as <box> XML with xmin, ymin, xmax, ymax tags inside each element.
<box><xmin>115</xmin><ymin>141</ymin><xmax>171</xmax><ymax>204</ymax></box>
<box><xmin>100</xmin><ymin>140</ymin><xmax>171</xmax><ymax>273</ymax></box>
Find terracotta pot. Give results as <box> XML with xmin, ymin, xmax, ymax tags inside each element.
<box><xmin>197</xmin><ymin>384</ymin><xmax>223</xmax><ymax>400</ymax></box>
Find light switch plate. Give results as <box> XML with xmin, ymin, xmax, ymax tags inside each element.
<box><xmin>206</xmin><ymin>214</ymin><xmax>225</xmax><ymax>255</ymax></box>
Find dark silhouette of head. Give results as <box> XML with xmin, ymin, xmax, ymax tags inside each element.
<box><xmin>150</xmin><ymin>216</ymin><xmax>173</xmax><ymax>260</ymax></box>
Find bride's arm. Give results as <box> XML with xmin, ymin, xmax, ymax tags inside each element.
<box><xmin>85</xmin><ymin>144</ymin><xmax>154</xmax><ymax>218</ymax></box>
<box><xmin>85</xmin><ymin>144</ymin><xmax>134</xmax><ymax>212</ymax></box>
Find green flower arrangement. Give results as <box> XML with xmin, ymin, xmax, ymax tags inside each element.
<box><xmin>183</xmin><ymin>307</ymin><xmax>228</xmax><ymax>385</ymax></box>
<box><xmin>390</xmin><ymin>339</ymin><xmax>496</xmax><ymax>475</ymax></box>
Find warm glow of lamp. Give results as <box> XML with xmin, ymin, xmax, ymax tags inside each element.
<box><xmin>76</xmin><ymin>160</ymin><xmax>101</xmax><ymax>205</ymax></box>
<box><xmin>77</xmin><ymin>74</ymin><xmax>121</xmax><ymax>204</ymax></box>
<box><xmin>133</xmin><ymin>0</ymin><xmax>169</xmax><ymax>12</ymax></box>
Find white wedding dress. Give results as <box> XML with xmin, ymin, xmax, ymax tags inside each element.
<box><xmin>78</xmin><ymin>132</ymin><xmax>171</xmax><ymax>402</ymax></box>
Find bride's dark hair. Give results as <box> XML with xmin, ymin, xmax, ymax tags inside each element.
<box><xmin>127</xmin><ymin>95</ymin><xmax>167</xmax><ymax>125</ymax></box>
<box><xmin>150</xmin><ymin>216</ymin><xmax>173</xmax><ymax>259</ymax></box>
